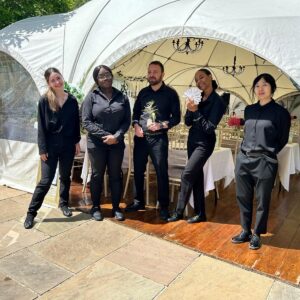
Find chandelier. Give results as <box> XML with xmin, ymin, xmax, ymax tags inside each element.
<box><xmin>120</xmin><ymin>81</ymin><xmax>128</xmax><ymax>95</ymax></box>
<box><xmin>172</xmin><ymin>37</ymin><xmax>204</xmax><ymax>54</ymax></box>
<box><xmin>223</xmin><ymin>49</ymin><xmax>245</xmax><ymax>76</ymax></box>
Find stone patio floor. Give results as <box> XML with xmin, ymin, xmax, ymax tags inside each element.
<box><xmin>1</xmin><ymin>186</ymin><xmax>300</xmax><ymax>300</ymax></box>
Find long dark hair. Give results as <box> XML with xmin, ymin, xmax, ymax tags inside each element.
<box><xmin>44</xmin><ymin>67</ymin><xmax>63</xmax><ymax>112</ymax></box>
<box><xmin>198</xmin><ymin>68</ymin><xmax>218</xmax><ymax>90</ymax></box>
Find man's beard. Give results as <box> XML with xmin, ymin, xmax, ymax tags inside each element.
<box><xmin>148</xmin><ymin>75</ymin><xmax>163</xmax><ymax>86</ymax></box>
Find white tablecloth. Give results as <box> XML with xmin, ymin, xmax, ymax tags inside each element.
<box><xmin>277</xmin><ymin>143</ymin><xmax>300</xmax><ymax>191</ymax></box>
<box><xmin>81</xmin><ymin>145</ymin><xmax>235</xmax><ymax>194</ymax></box>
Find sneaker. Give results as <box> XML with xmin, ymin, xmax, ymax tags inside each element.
<box><xmin>91</xmin><ymin>209</ymin><xmax>103</xmax><ymax>221</ymax></box>
<box><xmin>24</xmin><ymin>214</ymin><xmax>35</xmax><ymax>229</ymax></box>
<box><xmin>231</xmin><ymin>230</ymin><xmax>252</xmax><ymax>244</ymax></box>
<box><xmin>125</xmin><ymin>200</ymin><xmax>145</xmax><ymax>212</ymax></box>
<box><xmin>60</xmin><ymin>206</ymin><xmax>72</xmax><ymax>217</ymax></box>
<box><xmin>249</xmin><ymin>234</ymin><xmax>261</xmax><ymax>250</ymax></box>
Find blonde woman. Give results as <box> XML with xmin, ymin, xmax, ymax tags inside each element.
<box><xmin>24</xmin><ymin>67</ymin><xmax>81</xmax><ymax>229</ymax></box>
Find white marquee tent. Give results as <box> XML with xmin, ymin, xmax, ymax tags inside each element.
<box><xmin>1</xmin><ymin>0</ymin><xmax>300</xmax><ymax>192</ymax></box>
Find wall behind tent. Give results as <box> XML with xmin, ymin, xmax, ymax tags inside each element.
<box><xmin>0</xmin><ymin>51</ymin><xmax>40</xmax><ymax>192</ymax></box>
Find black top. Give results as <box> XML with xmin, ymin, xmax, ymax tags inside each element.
<box><xmin>37</xmin><ymin>93</ymin><xmax>81</xmax><ymax>155</ymax></box>
<box><xmin>132</xmin><ymin>82</ymin><xmax>181</xmax><ymax>134</ymax></box>
<box><xmin>185</xmin><ymin>91</ymin><xmax>226</xmax><ymax>144</ymax></box>
<box><xmin>241</xmin><ymin>99</ymin><xmax>291</xmax><ymax>155</ymax></box>
<box><xmin>82</xmin><ymin>87</ymin><xmax>131</xmax><ymax>148</ymax></box>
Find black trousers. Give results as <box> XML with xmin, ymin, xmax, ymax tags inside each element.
<box><xmin>133</xmin><ymin>134</ymin><xmax>169</xmax><ymax>209</ymax></box>
<box><xmin>27</xmin><ymin>145</ymin><xmax>75</xmax><ymax>217</ymax></box>
<box><xmin>88</xmin><ymin>144</ymin><xmax>124</xmax><ymax>210</ymax></box>
<box><xmin>176</xmin><ymin>140</ymin><xmax>215</xmax><ymax>216</ymax></box>
<box><xmin>235</xmin><ymin>151</ymin><xmax>278</xmax><ymax>234</ymax></box>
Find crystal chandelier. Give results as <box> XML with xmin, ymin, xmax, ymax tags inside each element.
<box><xmin>223</xmin><ymin>48</ymin><xmax>245</xmax><ymax>76</ymax></box>
<box><xmin>172</xmin><ymin>37</ymin><xmax>204</xmax><ymax>54</ymax></box>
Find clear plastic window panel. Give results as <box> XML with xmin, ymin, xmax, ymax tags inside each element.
<box><xmin>0</xmin><ymin>51</ymin><xmax>40</xmax><ymax>143</ymax></box>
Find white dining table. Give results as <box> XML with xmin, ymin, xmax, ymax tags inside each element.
<box><xmin>81</xmin><ymin>144</ymin><xmax>235</xmax><ymax>195</ymax></box>
<box><xmin>277</xmin><ymin>143</ymin><xmax>300</xmax><ymax>191</ymax></box>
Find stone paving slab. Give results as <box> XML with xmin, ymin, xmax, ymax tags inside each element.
<box><xmin>0</xmin><ymin>186</ymin><xmax>27</xmax><ymax>201</ymax></box>
<box><xmin>0</xmin><ymin>198</ymin><xmax>28</xmax><ymax>223</ymax></box>
<box><xmin>40</xmin><ymin>259</ymin><xmax>164</xmax><ymax>300</ymax></box>
<box><xmin>157</xmin><ymin>255</ymin><xmax>274</xmax><ymax>300</ymax></box>
<box><xmin>9</xmin><ymin>193</ymin><xmax>32</xmax><ymax>206</ymax></box>
<box><xmin>0</xmin><ymin>272</ymin><xmax>37</xmax><ymax>300</ymax></box>
<box><xmin>19</xmin><ymin>206</ymin><xmax>91</xmax><ymax>236</ymax></box>
<box><xmin>30</xmin><ymin>220</ymin><xmax>142</xmax><ymax>273</ymax></box>
<box><xmin>0</xmin><ymin>248</ymin><xmax>72</xmax><ymax>295</ymax></box>
<box><xmin>106</xmin><ymin>234</ymin><xmax>199</xmax><ymax>285</ymax></box>
<box><xmin>267</xmin><ymin>281</ymin><xmax>300</xmax><ymax>300</ymax></box>
<box><xmin>0</xmin><ymin>220</ymin><xmax>49</xmax><ymax>258</ymax></box>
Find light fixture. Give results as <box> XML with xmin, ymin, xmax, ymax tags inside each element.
<box><xmin>172</xmin><ymin>37</ymin><xmax>204</xmax><ymax>54</ymax></box>
<box><xmin>223</xmin><ymin>48</ymin><xmax>245</xmax><ymax>76</ymax></box>
<box><xmin>120</xmin><ymin>80</ymin><xmax>128</xmax><ymax>95</ymax></box>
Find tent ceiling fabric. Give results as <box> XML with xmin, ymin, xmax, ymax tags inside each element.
<box><xmin>0</xmin><ymin>0</ymin><xmax>300</xmax><ymax>98</ymax></box>
<box><xmin>112</xmin><ymin>38</ymin><xmax>297</xmax><ymax>104</ymax></box>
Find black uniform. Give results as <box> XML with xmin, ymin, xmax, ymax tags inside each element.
<box><xmin>235</xmin><ymin>99</ymin><xmax>291</xmax><ymax>234</ymax></box>
<box><xmin>175</xmin><ymin>91</ymin><xmax>226</xmax><ymax>217</ymax></box>
<box><xmin>82</xmin><ymin>87</ymin><xmax>131</xmax><ymax>211</ymax></box>
<box><xmin>132</xmin><ymin>82</ymin><xmax>180</xmax><ymax>209</ymax></box>
<box><xmin>27</xmin><ymin>93</ymin><xmax>81</xmax><ymax>216</ymax></box>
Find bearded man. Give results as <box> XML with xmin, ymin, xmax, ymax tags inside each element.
<box><xmin>125</xmin><ymin>61</ymin><xmax>180</xmax><ymax>220</ymax></box>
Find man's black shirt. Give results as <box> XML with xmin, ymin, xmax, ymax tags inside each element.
<box><xmin>241</xmin><ymin>99</ymin><xmax>291</xmax><ymax>154</ymax></box>
<box><xmin>132</xmin><ymin>82</ymin><xmax>181</xmax><ymax>133</ymax></box>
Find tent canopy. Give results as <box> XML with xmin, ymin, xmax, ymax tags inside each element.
<box><xmin>1</xmin><ymin>0</ymin><xmax>300</xmax><ymax>100</ymax></box>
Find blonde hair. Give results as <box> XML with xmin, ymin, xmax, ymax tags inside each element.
<box><xmin>44</xmin><ymin>67</ymin><xmax>63</xmax><ymax>112</ymax></box>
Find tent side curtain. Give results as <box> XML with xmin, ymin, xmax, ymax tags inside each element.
<box><xmin>0</xmin><ymin>51</ymin><xmax>40</xmax><ymax>191</ymax></box>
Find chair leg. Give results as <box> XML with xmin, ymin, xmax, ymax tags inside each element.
<box><xmin>104</xmin><ymin>171</ymin><xmax>108</xmax><ymax>197</ymax></box>
<box><xmin>146</xmin><ymin>162</ymin><xmax>150</xmax><ymax>206</ymax></box>
<box><xmin>171</xmin><ymin>185</ymin><xmax>175</xmax><ymax>203</ymax></box>
<box><xmin>214</xmin><ymin>182</ymin><xmax>219</xmax><ymax>206</ymax></box>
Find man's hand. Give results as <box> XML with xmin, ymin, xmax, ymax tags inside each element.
<box><xmin>147</xmin><ymin>122</ymin><xmax>161</xmax><ymax>131</ymax></box>
<box><xmin>102</xmin><ymin>135</ymin><xmax>118</xmax><ymax>145</ymax></box>
<box><xmin>186</xmin><ymin>98</ymin><xmax>198</xmax><ymax>112</ymax></box>
<box><xmin>134</xmin><ymin>124</ymin><xmax>144</xmax><ymax>137</ymax></box>
<box><xmin>40</xmin><ymin>153</ymin><xmax>48</xmax><ymax>162</ymax></box>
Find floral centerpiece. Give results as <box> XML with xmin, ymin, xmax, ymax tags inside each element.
<box><xmin>143</xmin><ymin>100</ymin><xmax>158</xmax><ymax>127</ymax></box>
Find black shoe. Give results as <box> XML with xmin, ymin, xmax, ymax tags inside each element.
<box><xmin>125</xmin><ymin>200</ymin><xmax>145</xmax><ymax>212</ymax></box>
<box><xmin>159</xmin><ymin>209</ymin><xmax>170</xmax><ymax>221</ymax></box>
<box><xmin>167</xmin><ymin>212</ymin><xmax>183</xmax><ymax>222</ymax></box>
<box><xmin>249</xmin><ymin>234</ymin><xmax>261</xmax><ymax>250</ymax></box>
<box><xmin>112</xmin><ymin>209</ymin><xmax>125</xmax><ymax>221</ymax></box>
<box><xmin>91</xmin><ymin>209</ymin><xmax>103</xmax><ymax>221</ymax></box>
<box><xmin>187</xmin><ymin>215</ymin><xmax>207</xmax><ymax>224</ymax></box>
<box><xmin>24</xmin><ymin>214</ymin><xmax>35</xmax><ymax>229</ymax></box>
<box><xmin>60</xmin><ymin>206</ymin><xmax>72</xmax><ymax>217</ymax></box>
<box><xmin>231</xmin><ymin>230</ymin><xmax>252</xmax><ymax>244</ymax></box>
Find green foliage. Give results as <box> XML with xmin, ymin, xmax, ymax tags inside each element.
<box><xmin>64</xmin><ymin>81</ymin><xmax>85</xmax><ymax>105</ymax></box>
<box><xmin>0</xmin><ymin>0</ymin><xmax>89</xmax><ymax>29</ymax></box>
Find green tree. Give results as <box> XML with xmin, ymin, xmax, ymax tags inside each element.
<box><xmin>0</xmin><ymin>0</ymin><xmax>89</xmax><ymax>29</ymax></box>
